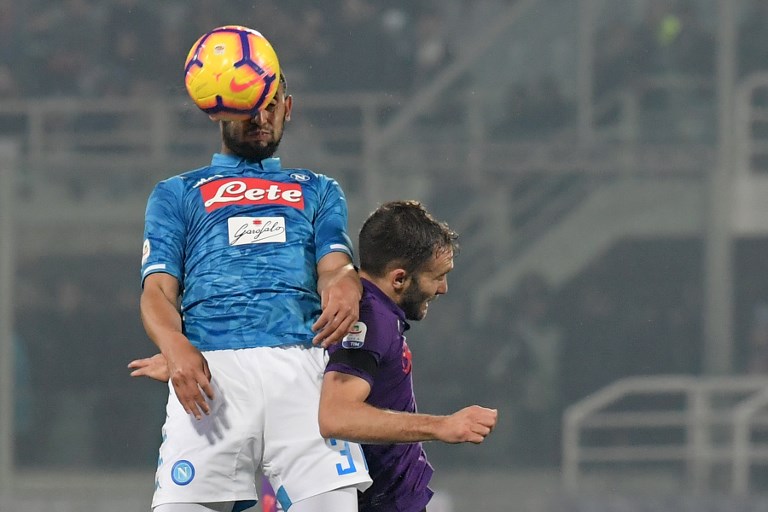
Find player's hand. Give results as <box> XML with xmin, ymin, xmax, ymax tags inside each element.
<box><xmin>165</xmin><ymin>342</ymin><xmax>214</xmax><ymax>420</ymax></box>
<box><xmin>437</xmin><ymin>405</ymin><xmax>498</xmax><ymax>444</ymax></box>
<box><xmin>128</xmin><ymin>353</ymin><xmax>170</xmax><ymax>382</ymax></box>
<box><xmin>312</xmin><ymin>271</ymin><xmax>361</xmax><ymax>348</ymax></box>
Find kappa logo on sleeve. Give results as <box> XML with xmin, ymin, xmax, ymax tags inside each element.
<box><xmin>341</xmin><ymin>322</ymin><xmax>367</xmax><ymax>349</ymax></box>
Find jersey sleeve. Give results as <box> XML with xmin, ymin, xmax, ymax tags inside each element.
<box><xmin>141</xmin><ymin>178</ymin><xmax>186</xmax><ymax>286</ymax></box>
<box><xmin>325</xmin><ymin>305</ymin><xmax>389</xmax><ymax>387</ymax></box>
<box><xmin>313</xmin><ymin>176</ymin><xmax>353</xmax><ymax>262</ymax></box>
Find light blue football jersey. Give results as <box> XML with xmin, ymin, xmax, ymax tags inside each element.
<box><xmin>140</xmin><ymin>154</ymin><xmax>353</xmax><ymax>350</ymax></box>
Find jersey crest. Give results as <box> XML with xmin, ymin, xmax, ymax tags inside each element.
<box><xmin>402</xmin><ymin>339</ymin><xmax>413</xmax><ymax>374</ymax></box>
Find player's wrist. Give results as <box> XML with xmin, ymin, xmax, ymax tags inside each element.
<box><xmin>158</xmin><ymin>333</ymin><xmax>195</xmax><ymax>359</ymax></box>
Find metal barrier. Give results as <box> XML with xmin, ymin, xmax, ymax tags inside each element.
<box><xmin>562</xmin><ymin>375</ymin><xmax>768</xmax><ymax>494</ymax></box>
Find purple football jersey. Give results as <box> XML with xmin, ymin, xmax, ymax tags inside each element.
<box><xmin>326</xmin><ymin>278</ymin><xmax>434</xmax><ymax>512</ymax></box>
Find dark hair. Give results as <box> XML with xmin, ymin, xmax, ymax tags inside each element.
<box><xmin>279</xmin><ymin>71</ymin><xmax>287</xmax><ymax>95</ymax></box>
<box><xmin>358</xmin><ymin>200</ymin><xmax>459</xmax><ymax>277</ymax></box>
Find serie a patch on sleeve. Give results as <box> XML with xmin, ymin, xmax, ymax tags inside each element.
<box><xmin>142</xmin><ymin>239</ymin><xmax>151</xmax><ymax>265</ymax></box>
<box><xmin>341</xmin><ymin>321</ymin><xmax>367</xmax><ymax>349</ymax></box>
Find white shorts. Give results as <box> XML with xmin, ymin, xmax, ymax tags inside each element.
<box><xmin>152</xmin><ymin>345</ymin><xmax>371</xmax><ymax>510</ymax></box>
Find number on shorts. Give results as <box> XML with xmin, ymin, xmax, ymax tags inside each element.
<box><xmin>329</xmin><ymin>438</ymin><xmax>357</xmax><ymax>475</ymax></box>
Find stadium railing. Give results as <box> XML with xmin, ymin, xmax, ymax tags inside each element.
<box><xmin>562</xmin><ymin>375</ymin><xmax>768</xmax><ymax>495</ymax></box>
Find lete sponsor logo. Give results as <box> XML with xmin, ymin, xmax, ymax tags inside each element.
<box><xmin>201</xmin><ymin>178</ymin><xmax>304</xmax><ymax>212</ymax></box>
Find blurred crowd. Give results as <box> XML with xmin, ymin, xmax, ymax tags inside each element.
<box><xmin>5</xmin><ymin>0</ymin><xmax>767</xmax><ymax>142</ymax></box>
<box><xmin>1</xmin><ymin>0</ymin><xmax>767</xmax><ymax>140</ymax></box>
<box><xmin>0</xmin><ymin>0</ymin><xmax>467</xmax><ymax>98</ymax></box>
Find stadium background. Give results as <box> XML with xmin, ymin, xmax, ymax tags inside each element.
<box><xmin>4</xmin><ymin>0</ymin><xmax>768</xmax><ymax>509</ymax></box>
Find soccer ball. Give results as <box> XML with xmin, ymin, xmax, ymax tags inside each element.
<box><xmin>184</xmin><ymin>25</ymin><xmax>281</xmax><ymax>121</ymax></box>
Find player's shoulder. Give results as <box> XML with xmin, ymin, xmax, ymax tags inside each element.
<box><xmin>358</xmin><ymin>295</ymin><xmax>399</xmax><ymax>334</ymax></box>
<box><xmin>157</xmin><ymin>164</ymin><xmax>233</xmax><ymax>195</ymax></box>
<box><xmin>179</xmin><ymin>164</ymin><xmax>223</xmax><ymax>185</ymax></box>
<box><xmin>282</xmin><ymin>166</ymin><xmax>336</xmax><ymax>185</ymax></box>
<box><xmin>342</xmin><ymin>310</ymin><xmax>401</xmax><ymax>356</ymax></box>
<box><xmin>147</xmin><ymin>165</ymin><xmax>225</xmax><ymax>210</ymax></box>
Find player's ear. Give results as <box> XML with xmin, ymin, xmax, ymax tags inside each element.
<box><xmin>391</xmin><ymin>269</ymin><xmax>409</xmax><ymax>291</ymax></box>
<box><xmin>284</xmin><ymin>95</ymin><xmax>293</xmax><ymax>121</ymax></box>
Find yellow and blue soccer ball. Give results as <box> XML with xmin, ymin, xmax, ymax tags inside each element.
<box><xmin>184</xmin><ymin>25</ymin><xmax>281</xmax><ymax>121</ymax></box>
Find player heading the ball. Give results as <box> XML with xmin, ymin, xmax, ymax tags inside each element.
<box><xmin>184</xmin><ymin>25</ymin><xmax>281</xmax><ymax>121</ymax></box>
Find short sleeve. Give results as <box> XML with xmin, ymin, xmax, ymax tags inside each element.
<box><xmin>313</xmin><ymin>176</ymin><xmax>353</xmax><ymax>262</ymax></box>
<box><xmin>141</xmin><ymin>178</ymin><xmax>187</xmax><ymax>286</ymax></box>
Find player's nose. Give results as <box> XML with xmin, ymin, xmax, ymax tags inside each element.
<box><xmin>252</xmin><ymin>109</ymin><xmax>269</xmax><ymax>124</ymax></box>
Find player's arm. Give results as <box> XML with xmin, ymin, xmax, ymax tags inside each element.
<box><xmin>312</xmin><ymin>252</ymin><xmax>361</xmax><ymax>348</ymax></box>
<box><xmin>318</xmin><ymin>370</ymin><xmax>498</xmax><ymax>444</ymax></box>
<box><xmin>141</xmin><ymin>272</ymin><xmax>213</xmax><ymax>419</ymax></box>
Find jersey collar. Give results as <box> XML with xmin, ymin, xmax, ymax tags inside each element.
<box><xmin>361</xmin><ymin>278</ymin><xmax>410</xmax><ymax>332</ymax></box>
<box><xmin>211</xmin><ymin>153</ymin><xmax>282</xmax><ymax>172</ymax></box>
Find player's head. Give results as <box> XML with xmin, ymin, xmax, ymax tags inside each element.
<box><xmin>221</xmin><ymin>73</ymin><xmax>292</xmax><ymax>161</ymax></box>
<box><xmin>358</xmin><ymin>200</ymin><xmax>459</xmax><ymax>321</ymax></box>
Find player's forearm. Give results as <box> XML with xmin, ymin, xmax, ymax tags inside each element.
<box><xmin>317</xmin><ymin>262</ymin><xmax>361</xmax><ymax>299</ymax></box>
<box><xmin>319</xmin><ymin>400</ymin><xmax>444</xmax><ymax>444</ymax></box>
<box><xmin>140</xmin><ymin>287</ymin><xmax>189</xmax><ymax>355</ymax></box>
<box><xmin>313</xmin><ymin>257</ymin><xmax>362</xmax><ymax>346</ymax></box>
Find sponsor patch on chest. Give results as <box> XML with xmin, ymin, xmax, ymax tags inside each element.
<box><xmin>342</xmin><ymin>321</ymin><xmax>367</xmax><ymax>349</ymax></box>
<box><xmin>228</xmin><ymin>216</ymin><xmax>286</xmax><ymax>245</ymax></box>
<box><xmin>201</xmin><ymin>178</ymin><xmax>304</xmax><ymax>212</ymax></box>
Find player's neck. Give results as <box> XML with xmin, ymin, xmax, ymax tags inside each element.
<box><xmin>359</xmin><ymin>271</ymin><xmax>398</xmax><ymax>305</ymax></box>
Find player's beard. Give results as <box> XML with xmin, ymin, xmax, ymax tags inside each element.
<box><xmin>222</xmin><ymin>124</ymin><xmax>283</xmax><ymax>162</ymax></box>
<box><xmin>399</xmin><ymin>277</ymin><xmax>434</xmax><ymax>321</ymax></box>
